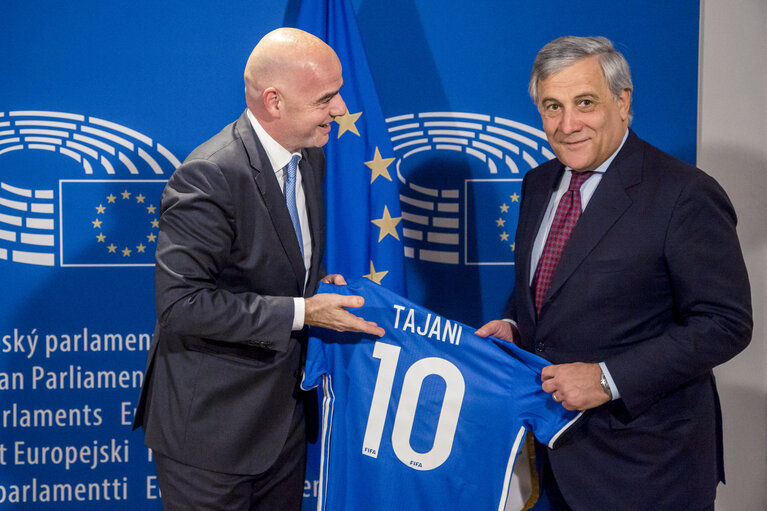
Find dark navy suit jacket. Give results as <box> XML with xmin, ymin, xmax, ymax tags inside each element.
<box><xmin>133</xmin><ymin>110</ymin><xmax>326</xmax><ymax>474</ymax></box>
<box><xmin>506</xmin><ymin>130</ymin><xmax>752</xmax><ymax>509</ymax></box>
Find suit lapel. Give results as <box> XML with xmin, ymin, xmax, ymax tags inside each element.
<box><xmin>542</xmin><ymin>131</ymin><xmax>643</xmax><ymax>309</ymax></box>
<box><xmin>236</xmin><ymin>112</ymin><xmax>306</xmax><ymax>293</ymax></box>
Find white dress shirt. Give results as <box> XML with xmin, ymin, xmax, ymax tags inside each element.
<box><xmin>247</xmin><ymin>109</ymin><xmax>312</xmax><ymax>331</ymax></box>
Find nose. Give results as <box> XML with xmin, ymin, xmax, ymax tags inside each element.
<box><xmin>559</xmin><ymin>108</ymin><xmax>582</xmax><ymax>134</ymax></box>
<box><xmin>330</xmin><ymin>93</ymin><xmax>347</xmax><ymax>117</ymax></box>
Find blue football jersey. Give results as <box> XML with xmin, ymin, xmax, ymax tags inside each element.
<box><xmin>301</xmin><ymin>279</ymin><xmax>582</xmax><ymax>511</ymax></box>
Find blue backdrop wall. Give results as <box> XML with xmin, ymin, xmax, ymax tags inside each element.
<box><xmin>1</xmin><ymin>1</ymin><xmax>698</xmax><ymax>508</ymax></box>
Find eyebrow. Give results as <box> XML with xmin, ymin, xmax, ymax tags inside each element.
<box><xmin>541</xmin><ymin>92</ymin><xmax>599</xmax><ymax>104</ymax></box>
<box><xmin>315</xmin><ymin>81</ymin><xmax>344</xmax><ymax>105</ymax></box>
<box><xmin>315</xmin><ymin>90</ymin><xmax>339</xmax><ymax>104</ymax></box>
<box><xmin>540</xmin><ymin>96</ymin><xmax>562</xmax><ymax>106</ymax></box>
<box><xmin>574</xmin><ymin>93</ymin><xmax>599</xmax><ymax>101</ymax></box>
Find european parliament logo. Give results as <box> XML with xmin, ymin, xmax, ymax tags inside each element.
<box><xmin>0</xmin><ymin>110</ymin><xmax>178</xmax><ymax>267</ymax></box>
<box><xmin>386</xmin><ymin>112</ymin><xmax>552</xmax><ymax>266</ymax></box>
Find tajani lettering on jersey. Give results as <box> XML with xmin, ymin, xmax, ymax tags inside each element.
<box><xmin>392</xmin><ymin>305</ymin><xmax>462</xmax><ymax>345</ymax></box>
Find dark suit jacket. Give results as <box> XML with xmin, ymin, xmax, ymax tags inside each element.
<box><xmin>133</xmin><ymin>110</ymin><xmax>326</xmax><ymax>475</ymax></box>
<box><xmin>506</xmin><ymin>130</ymin><xmax>752</xmax><ymax>510</ymax></box>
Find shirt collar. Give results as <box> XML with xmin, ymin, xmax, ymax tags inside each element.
<box><xmin>246</xmin><ymin>109</ymin><xmax>302</xmax><ymax>173</ymax></box>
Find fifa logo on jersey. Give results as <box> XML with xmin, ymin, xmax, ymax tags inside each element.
<box><xmin>385</xmin><ymin>112</ymin><xmax>552</xmax><ymax>266</ymax></box>
<box><xmin>0</xmin><ymin>111</ymin><xmax>179</xmax><ymax>268</ymax></box>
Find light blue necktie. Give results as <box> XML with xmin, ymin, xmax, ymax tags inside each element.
<box><xmin>285</xmin><ymin>154</ymin><xmax>304</xmax><ymax>259</ymax></box>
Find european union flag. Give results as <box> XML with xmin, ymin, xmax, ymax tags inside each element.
<box><xmin>59</xmin><ymin>180</ymin><xmax>165</xmax><ymax>266</ymax></box>
<box><xmin>295</xmin><ymin>0</ymin><xmax>406</xmax><ymax>295</ymax></box>
<box><xmin>465</xmin><ymin>179</ymin><xmax>523</xmax><ymax>265</ymax></box>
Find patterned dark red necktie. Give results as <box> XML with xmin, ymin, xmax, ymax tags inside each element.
<box><xmin>532</xmin><ymin>171</ymin><xmax>594</xmax><ymax>316</ymax></box>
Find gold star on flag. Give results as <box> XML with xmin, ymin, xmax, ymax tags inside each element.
<box><xmin>147</xmin><ymin>204</ymin><xmax>157</xmax><ymax>214</ymax></box>
<box><xmin>500</xmin><ymin>203</ymin><xmax>509</xmax><ymax>213</ymax></box>
<box><xmin>107</xmin><ymin>243</ymin><xmax>117</xmax><ymax>253</ymax></box>
<box><xmin>496</xmin><ymin>217</ymin><xmax>506</xmax><ymax>227</ymax></box>
<box><xmin>510</xmin><ymin>193</ymin><xmax>520</xmax><ymax>202</ymax></box>
<box><xmin>510</xmin><ymin>243</ymin><xmax>516</xmax><ymax>251</ymax></box>
<box><xmin>365</xmin><ymin>147</ymin><xmax>395</xmax><ymax>184</ymax></box>
<box><xmin>500</xmin><ymin>232</ymin><xmax>509</xmax><ymax>241</ymax></box>
<box><xmin>371</xmin><ymin>205</ymin><xmax>401</xmax><ymax>242</ymax></box>
<box><xmin>122</xmin><ymin>247</ymin><xmax>131</xmax><ymax>257</ymax></box>
<box><xmin>107</xmin><ymin>194</ymin><xmax>116</xmax><ymax>203</ymax></box>
<box><xmin>96</xmin><ymin>204</ymin><xmax>106</xmax><ymax>214</ymax></box>
<box><xmin>121</xmin><ymin>190</ymin><xmax>131</xmax><ymax>200</ymax></box>
<box><xmin>151</xmin><ymin>219</ymin><xmax>159</xmax><ymax>228</ymax></box>
<box><xmin>136</xmin><ymin>194</ymin><xmax>146</xmax><ymax>203</ymax></box>
<box><xmin>363</xmin><ymin>260</ymin><xmax>388</xmax><ymax>285</ymax></box>
<box><xmin>92</xmin><ymin>219</ymin><xmax>102</xmax><ymax>229</ymax></box>
<box><xmin>136</xmin><ymin>243</ymin><xmax>146</xmax><ymax>253</ymax></box>
<box><xmin>147</xmin><ymin>233</ymin><xmax>157</xmax><ymax>243</ymax></box>
<box><xmin>334</xmin><ymin>110</ymin><xmax>362</xmax><ymax>138</ymax></box>
<box><xmin>96</xmin><ymin>233</ymin><xmax>106</xmax><ymax>243</ymax></box>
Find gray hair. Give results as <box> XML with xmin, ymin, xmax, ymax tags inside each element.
<box><xmin>529</xmin><ymin>36</ymin><xmax>633</xmax><ymax>122</ymax></box>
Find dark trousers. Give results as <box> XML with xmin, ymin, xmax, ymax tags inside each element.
<box><xmin>154</xmin><ymin>403</ymin><xmax>306</xmax><ymax>511</ymax></box>
<box><xmin>539</xmin><ymin>447</ymin><xmax>715</xmax><ymax>511</ymax></box>
<box><xmin>539</xmin><ymin>446</ymin><xmax>573</xmax><ymax>511</ymax></box>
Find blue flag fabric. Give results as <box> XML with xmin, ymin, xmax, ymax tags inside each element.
<box><xmin>295</xmin><ymin>0</ymin><xmax>406</xmax><ymax>295</ymax></box>
<box><xmin>465</xmin><ymin>179</ymin><xmax>523</xmax><ymax>265</ymax></box>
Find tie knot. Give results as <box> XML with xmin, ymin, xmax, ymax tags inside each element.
<box><xmin>568</xmin><ymin>171</ymin><xmax>594</xmax><ymax>191</ymax></box>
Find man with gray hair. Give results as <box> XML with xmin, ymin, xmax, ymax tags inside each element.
<box><xmin>478</xmin><ymin>36</ymin><xmax>751</xmax><ymax>510</ymax></box>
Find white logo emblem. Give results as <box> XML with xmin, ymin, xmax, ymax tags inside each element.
<box><xmin>386</xmin><ymin>112</ymin><xmax>552</xmax><ymax>266</ymax></box>
<box><xmin>0</xmin><ymin>110</ymin><xmax>179</xmax><ymax>267</ymax></box>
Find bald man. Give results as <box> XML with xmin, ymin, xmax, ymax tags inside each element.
<box><xmin>133</xmin><ymin>28</ymin><xmax>383</xmax><ymax>510</ymax></box>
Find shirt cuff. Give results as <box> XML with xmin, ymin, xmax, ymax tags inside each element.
<box><xmin>599</xmin><ymin>362</ymin><xmax>620</xmax><ymax>400</ymax></box>
<box><xmin>292</xmin><ymin>297</ymin><xmax>305</xmax><ymax>331</ymax></box>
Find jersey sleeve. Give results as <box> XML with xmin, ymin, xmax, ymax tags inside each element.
<box><xmin>300</xmin><ymin>284</ymin><xmax>336</xmax><ymax>391</ymax></box>
<box><xmin>531</xmin><ymin>403</ymin><xmax>583</xmax><ymax>449</ymax></box>
<box><xmin>493</xmin><ymin>338</ymin><xmax>584</xmax><ymax>449</ymax></box>
<box><xmin>300</xmin><ymin>334</ymin><xmax>327</xmax><ymax>391</ymax></box>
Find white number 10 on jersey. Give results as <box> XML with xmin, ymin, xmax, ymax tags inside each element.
<box><xmin>362</xmin><ymin>341</ymin><xmax>466</xmax><ymax>471</ymax></box>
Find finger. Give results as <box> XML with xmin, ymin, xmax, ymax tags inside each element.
<box><xmin>360</xmin><ymin>322</ymin><xmax>385</xmax><ymax>337</ymax></box>
<box><xmin>321</xmin><ymin>274</ymin><xmax>346</xmax><ymax>285</ymax></box>
<box><xmin>344</xmin><ymin>313</ymin><xmax>384</xmax><ymax>337</ymax></box>
<box><xmin>475</xmin><ymin>322</ymin><xmax>494</xmax><ymax>337</ymax></box>
<box><xmin>541</xmin><ymin>365</ymin><xmax>556</xmax><ymax>380</ymax></box>
<box><xmin>475</xmin><ymin>321</ymin><xmax>513</xmax><ymax>342</ymax></box>
<box><xmin>332</xmin><ymin>294</ymin><xmax>364</xmax><ymax>309</ymax></box>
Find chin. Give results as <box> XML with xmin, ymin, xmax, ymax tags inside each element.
<box><xmin>560</xmin><ymin>154</ymin><xmax>595</xmax><ymax>172</ymax></box>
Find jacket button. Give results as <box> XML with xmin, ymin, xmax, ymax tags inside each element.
<box><xmin>536</xmin><ymin>342</ymin><xmax>545</xmax><ymax>352</ymax></box>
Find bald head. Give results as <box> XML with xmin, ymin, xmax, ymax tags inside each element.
<box><xmin>245</xmin><ymin>28</ymin><xmax>337</xmax><ymax>111</ymax></box>
<box><xmin>244</xmin><ymin>27</ymin><xmax>346</xmax><ymax>152</ymax></box>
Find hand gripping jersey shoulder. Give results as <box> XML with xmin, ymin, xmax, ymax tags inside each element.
<box><xmin>301</xmin><ymin>279</ymin><xmax>582</xmax><ymax>511</ymax></box>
